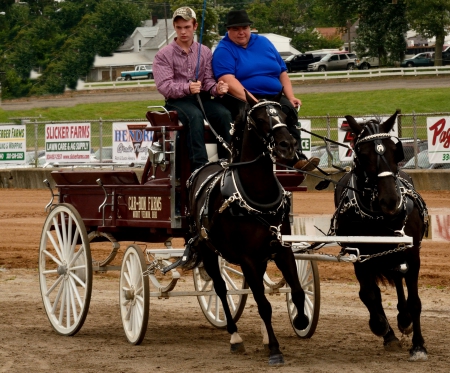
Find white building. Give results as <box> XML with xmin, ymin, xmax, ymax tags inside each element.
<box><xmin>89</xmin><ymin>20</ymin><xmax>300</xmax><ymax>81</ymax></box>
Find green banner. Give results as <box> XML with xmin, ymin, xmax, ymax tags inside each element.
<box><xmin>0</xmin><ymin>152</ymin><xmax>25</xmax><ymax>161</ymax></box>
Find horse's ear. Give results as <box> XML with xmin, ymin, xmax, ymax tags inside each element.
<box><xmin>382</xmin><ymin>110</ymin><xmax>399</xmax><ymax>133</ymax></box>
<box><xmin>345</xmin><ymin>115</ymin><xmax>363</xmax><ymax>135</ymax></box>
<box><xmin>244</xmin><ymin>89</ymin><xmax>258</xmax><ymax>107</ymax></box>
<box><xmin>274</xmin><ymin>89</ymin><xmax>283</xmax><ymax>103</ymax></box>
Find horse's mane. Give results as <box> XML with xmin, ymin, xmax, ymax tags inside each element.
<box><xmin>230</xmin><ymin>103</ymin><xmax>249</xmax><ymax>162</ymax></box>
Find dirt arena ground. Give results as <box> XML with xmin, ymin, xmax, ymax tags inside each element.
<box><xmin>0</xmin><ymin>189</ymin><xmax>449</xmax><ymax>372</ymax></box>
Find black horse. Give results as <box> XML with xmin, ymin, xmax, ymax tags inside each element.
<box><xmin>186</xmin><ymin>91</ymin><xmax>309</xmax><ymax>365</ymax></box>
<box><xmin>332</xmin><ymin>111</ymin><xmax>429</xmax><ymax>361</ymax></box>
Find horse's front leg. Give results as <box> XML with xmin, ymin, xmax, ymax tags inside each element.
<box><xmin>403</xmin><ymin>257</ymin><xmax>427</xmax><ymax>361</ymax></box>
<box><xmin>273</xmin><ymin>246</ymin><xmax>309</xmax><ymax>330</ymax></box>
<box><xmin>355</xmin><ymin>264</ymin><xmax>395</xmax><ymax>342</ymax></box>
<box><xmin>200</xmin><ymin>247</ymin><xmax>244</xmax><ymax>353</ymax></box>
<box><xmin>241</xmin><ymin>260</ymin><xmax>284</xmax><ymax>365</ymax></box>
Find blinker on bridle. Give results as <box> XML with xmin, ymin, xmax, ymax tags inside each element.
<box><xmin>354</xmin><ymin>125</ymin><xmax>397</xmax><ymax>179</ymax></box>
<box><xmin>247</xmin><ymin>100</ymin><xmax>287</xmax><ymax>133</ymax></box>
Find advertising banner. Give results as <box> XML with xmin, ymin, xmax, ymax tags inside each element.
<box><xmin>337</xmin><ymin>117</ymin><xmax>399</xmax><ymax>162</ymax></box>
<box><xmin>45</xmin><ymin>123</ymin><xmax>91</xmax><ymax>163</ymax></box>
<box><xmin>427</xmin><ymin>116</ymin><xmax>450</xmax><ymax>164</ymax></box>
<box><xmin>298</xmin><ymin>119</ymin><xmax>312</xmax><ymax>159</ymax></box>
<box><xmin>0</xmin><ymin>125</ymin><xmax>26</xmax><ymax>164</ymax></box>
<box><xmin>112</xmin><ymin>122</ymin><xmax>153</xmax><ymax>164</ymax></box>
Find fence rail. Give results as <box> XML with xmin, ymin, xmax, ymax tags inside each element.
<box><xmin>2</xmin><ymin>112</ymin><xmax>448</xmax><ymax>170</ymax></box>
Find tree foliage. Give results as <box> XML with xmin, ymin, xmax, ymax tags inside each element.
<box><xmin>406</xmin><ymin>0</ymin><xmax>450</xmax><ymax>65</ymax></box>
<box><xmin>1</xmin><ymin>0</ymin><xmax>143</xmax><ymax>98</ymax></box>
<box><xmin>354</xmin><ymin>0</ymin><xmax>408</xmax><ymax>65</ymax></box>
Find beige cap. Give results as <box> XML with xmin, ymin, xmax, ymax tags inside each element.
<box><xmin>172</xmin><ymin>7</ymin><xmax>196</xmax><ymax>22</ymax></box>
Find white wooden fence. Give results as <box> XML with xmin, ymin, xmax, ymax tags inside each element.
<box><xmin>81</xmin><ymin>66</ymin><xmax>450</xmax><ymax>90</ymax></box>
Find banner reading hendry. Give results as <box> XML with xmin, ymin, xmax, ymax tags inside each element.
<box><xmin>45</xmin><ymin>123</ymin><xmax>91</xmax><ymax>163</ymax></box>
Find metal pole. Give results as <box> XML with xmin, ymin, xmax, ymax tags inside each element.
<box><xmin>99</xmin><ymin>118</ymin><xmax>103</xmax><ymax>163</ymax></box>
<box><xmin>164</xmin><ymin>3</ymin><xmax>169</xmax><ymax>46</ymax></box>
<box><xmin>412</xmin><ymin>111</ymin><xmax>418</xmax><ymax>169</ymax></box>
<box><xmin>34</xmin><ymin>120</ymin><xmax>38</xmax><ymax>168</ymax></box>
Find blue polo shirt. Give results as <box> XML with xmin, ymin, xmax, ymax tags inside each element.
<box><xmin>212</xmin><ymin>33</ymin><xmax>287</xmax><ymax>96</ymax></box>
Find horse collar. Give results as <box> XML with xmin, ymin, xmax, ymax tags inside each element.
<box><xmin>219</xmin><ymin>168</ymin><xmax>290</xmax><ymax>217</ymax></box>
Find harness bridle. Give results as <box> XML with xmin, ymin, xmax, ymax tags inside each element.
<box><xmin>353</xmin><ymin>121</ymin><xmax>398</xmax><ymax>179</ymax></box>
<box><xmin>230</xmin><ymin>100</ymin><xmax>288</xmax><ymax>165</ymax></box>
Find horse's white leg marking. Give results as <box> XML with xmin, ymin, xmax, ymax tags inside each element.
<box><xmin>409</xmin><ymin>351</ymin><xmax>428</xmax><ymax>362</ymax></box>
<box><xmin>230</xmin><ymin>332</ymin><xmax>243</xmax><ymax>345</ymax></box>
<box><xmin>261</xmin><ymin>320</ymin><xmax>269</xmax><ymax>345</ymax></box>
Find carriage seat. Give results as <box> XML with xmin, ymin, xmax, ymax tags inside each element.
<box><xmin>146</xmin><ymin>109</ymin><xmax>218</xmax><ymax>162</ymax></box>
<box><xmin>51</xmin><ymin>170</ymin><xmax>140</xmax><ymax>186</ymax></box>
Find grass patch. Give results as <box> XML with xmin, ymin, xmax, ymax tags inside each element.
<box><xmin>1</xmin><ymin>87</ymin><xmax>449</xmax><ymax>122</ymax></box>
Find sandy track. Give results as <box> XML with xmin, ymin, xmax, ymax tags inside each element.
<box><xmin>0</xmin><ymin>189</ymin><xmax>449</xmax><ymax>372</ymax></box>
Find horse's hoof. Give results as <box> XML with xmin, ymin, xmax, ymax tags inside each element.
<box><xmin>230</xmin><ymin>342</ymin><xmax>245</xmax><ymax>354</ymax></box>
<box><xmin>293</xmin><ymin>314</ymin><xmax>309</xmax><ymax>330</ymax></box>
<box><xmin>397</xmin><ymin>314</ymin><xmax>413</xmax><ymax>335</ymax></box>
<box><xmin>369</xmin><ymin>316</ymin><xmax>389</xmax><ymax>337</ymax></box>
<box><xmin>399</xmin><ymin>323</ymin><xmax>413</xmax><ymax>335</ymax></box>
<box><xmin>269</xmin><ymin>353</ymin><xmax>285</xmax><ymax>366</ymax></box>
<box><xmin>384</xmin><ymin>336</ymin><xmax>402</xmax><ymax>352</ymax></box>
<box><xmin>409</xmin><ymin>347</ymin><xmax>428</xmax><ymax>362</ymax></box>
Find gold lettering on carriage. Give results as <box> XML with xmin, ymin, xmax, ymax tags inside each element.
<box><xmin>128</xmin><ymin>196</ymin><xmax>162</xmax><ymax>219</ymax></box>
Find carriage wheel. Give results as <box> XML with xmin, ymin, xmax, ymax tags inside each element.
<box><xmin>39</xmin><ymin>203</ymin><xmax>93</xmax><ymax>336</ymax></box>
<box><xmin>119</xmin><ymin>244</ymin><xmax>149</xmax><ymax>345</ymax></box>
<box><xmin>286</xmin><ymin>259</ymin><xmax>320</xmax><ymax>338</ymax></box>
<box><xmin>193</xmin><ymin>258</ymin><xmax>248</xmax><ymax>328</ymax></box>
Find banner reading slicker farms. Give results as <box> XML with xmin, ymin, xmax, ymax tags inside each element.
<box><xmin>45</xmin><ymin>123</ymin><xmax>91</xmax><ymax>163</ymax></box>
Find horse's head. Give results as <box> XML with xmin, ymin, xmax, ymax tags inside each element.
<box><xmin>241</xmin><ymin>90</ymin><xmax>297</xmax><ymax>162</ymax></box>
<box><xmin>345</xmin><ymin>111</ymin><xmax>405</xmax><ymax>216</ymax></box>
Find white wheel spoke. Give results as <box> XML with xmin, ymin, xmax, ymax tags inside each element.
<box><xmin>69</xmin><ymin>280</ymin><xmax>78</xmax><ymax>323</ymax></box>
<box><xmin>54</xmin><ymin>214</ymin><xmax>65</xmax><ymax>259</ymax></box>
<box><xmin>67</xmin><ymin>245</ymin><xmax>83</xmax><ymax>268</ymax></box>
<box><xmin>69</xmin><ymin>271</ymin><xmax>86</xmax><ymax>289</ymax></box>
<box><xmin>69</xmin><ymin>276</ymin><xmax>83</xmax><ymax>309</ymax></box>
<box><xmin>222</xmin><ymin>265</ymin><xmax>243</xmax><ymax>277</ymax></box>
<box><xmin>58</xmin><ymin>283</ymin><xmax>66</xmax><ymax>325</ymax></box>
<box><xmin>68</xmin><ymin>228</ymin><xmax>80</xmax><ymax>263</ymax></box>
<box><xmin>45</xmin><ymin>275</ymin><xmax>64</xmax><ymax>297</ymax></box>
<box><xmin>222</xmin><ymin>270</ymin><xmax>238</xmax><ymax>290</ymax></box>
<box><xmin>61</xmin><ymin>211</ymin><xmax>68</xmax><ymax>256</ymax></box>
<box><xmin>50</xmin><ymin>278</ymin><xmax>64</xmax><ymax>312</ymax></box>
<box><xmin>45</xmin><ymin>233</ymin><xmax>63</xmax><ymax>264</ymax></box>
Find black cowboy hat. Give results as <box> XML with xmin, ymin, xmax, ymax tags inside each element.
<box><xmin>225</xmin><ymin>10</ymin><xmax>253</xmax><ymax>28</ymax></box>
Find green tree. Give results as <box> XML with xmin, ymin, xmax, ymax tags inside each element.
<box><xmin>406</xmin><ymin>0</ymin><xmax>450</xmax><ymax>66</ymax></box>
<box><xmin>32</xmin><ymin>0</ymin><xmax>142</xmax><ymax>95</ymax></box>
<box><xmin>354</xmin><ymin>0</ymin><xmax>408</xmax><ymax>65</ymax></box>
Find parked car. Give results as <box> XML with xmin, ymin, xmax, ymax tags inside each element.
<box><xmin>91</xmin><ymin>147</ymin><xmax>113</xmax><ymax>163</ymax></box>
<box><xmin>318</xmin><ymin>146</ymin><xmax>353</xmax><ymax>169</ymax></box>
<box><xmin>307</xmin><ymin>52</ymin><xmax>357</xmax><ymax>72</ymax></box>
<box><xmin>398</xmin><ymin>138</ymin><xmax>428</xmax><ymax>168</ymax></box>
<box><xmin>403</xmin><ymin>149</ymin><xmax>450</xmax><ymax>169</ymax></box>
<box><xmin>356</xmin><ymin>56</ymin><xmax>380</xmax><ymax>70</ymax></box>
<box><xmin>285</xmin><ymin>53</ymin><xmax>323</xmax><ymax>72</ymax></box>
<box><xmin>120</xmin><ymin>65</ymin><xmax>153</xmax><ymax>81</ymax></box>
<box><xmin>400</xmin><ymin>52</ymin><xmax>434</xmax><ymax>67</ymax></box>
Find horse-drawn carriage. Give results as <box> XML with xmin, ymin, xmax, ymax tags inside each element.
<box><xmin>39</xmin><ymin>100</ymin><xmax>427</xmax><ymax>365</ymax></box>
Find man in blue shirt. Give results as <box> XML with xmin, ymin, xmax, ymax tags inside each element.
<box><xmin>212</xmin><ymin>10</ymin><xmax>318</xmax><ymax>171</ymax></box>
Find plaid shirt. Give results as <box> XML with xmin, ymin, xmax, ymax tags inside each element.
<box><xmin>153</xmin><ymin>40</ymin><xmax>219</xmax><ymax>99</ymax></box>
